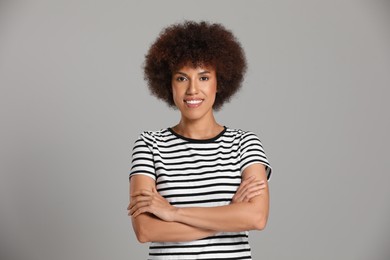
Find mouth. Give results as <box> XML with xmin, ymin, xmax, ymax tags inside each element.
<box><xmin>184</xmin><ymin>99</ymin><xmax>204</xmax><ymax>107</ymax></box>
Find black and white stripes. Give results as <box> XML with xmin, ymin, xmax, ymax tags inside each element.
<box><xmin>130</xmin><ymin>127</ymin><xmax>272</xmax><ymax>259</ymax></box>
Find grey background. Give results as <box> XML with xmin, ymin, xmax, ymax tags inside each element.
<box><xmin>1</xmin><ymin>0</ymin><xmax>389</xmax><ymax>259</ymax></box>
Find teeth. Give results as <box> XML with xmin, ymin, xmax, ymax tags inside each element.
<box><xmin>185</xmin><ymin>100</ymin><xmax>202</xmax><ymax>104</ymax></box>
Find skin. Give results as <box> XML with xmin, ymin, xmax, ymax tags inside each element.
<box><xmin>127</xmin><ymin>65</ymin><xmax>270</xmax><ymax>243</ymax></box>
<box><xmin>171</xmin><ymin>64</ymin><xmax>223</xmax><ymax>139</ymax></box>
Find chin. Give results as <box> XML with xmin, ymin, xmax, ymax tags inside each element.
<box><xmin>181</xmin><ymin>113</ymin><xmax>204</xmax><ymax>121</ymax></box>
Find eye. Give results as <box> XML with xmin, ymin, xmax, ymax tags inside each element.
<box><xmin>176</xmin><ymin>76</ymin><xmax>187</xmax><ymax>82</ymax></box>
<box><xmin>200</xmin><ymin>76</ymin><xmax>209</xmax><ymax>81</ymax></box>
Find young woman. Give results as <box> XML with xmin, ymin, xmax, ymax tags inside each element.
<box><xmin>128</xmin><ymin>21</ymin><xmax>272</xmax><ymax>260</ymax></box>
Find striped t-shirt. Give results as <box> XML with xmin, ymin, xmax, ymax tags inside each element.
<box><xmin>130</xmin><ymin>126</ymin><xmax>272</xmax><ymax>260</ymax></box>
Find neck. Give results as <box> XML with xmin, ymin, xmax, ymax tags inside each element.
<box><xmin>173</xmin><ymin>115</ymin><xmax>223</xmax><ymax>140</ymax></box>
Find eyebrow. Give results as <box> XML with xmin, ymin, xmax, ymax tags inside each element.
<box><xmin>175</xmin><ymin>70</ymin><xmax>211</xmax><ymax>76</ymax></box>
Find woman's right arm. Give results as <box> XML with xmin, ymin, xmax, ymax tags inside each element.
<box><xmin>128</xmin><ymin>175</ymin><xmax>216</xmax><ymax>243</ymax></box>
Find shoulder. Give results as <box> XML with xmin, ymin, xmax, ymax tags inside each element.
<box><xmin>225</xmin><ymin>127</ymin><xmax>261</xmax><ymax>141</ymax></box>
<box><xmin>136</xmin><ymin>128</ymin><xmax>173</xmax><ymax>145</ymax></box>
<box><xmin>226</xmin><ymin>127</ymin><xmax>272</xmax><ymax>179</ymax></box>
<box><xmin>224</xmin><ymin>127</ymin><xmax>265</xmax><ymax>150</ymax></box>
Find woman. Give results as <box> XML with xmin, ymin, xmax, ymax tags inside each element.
<box><xmin>128</xmin><ymin>21</ymin><xmax>272</xmax><ymax>260</ymax></box>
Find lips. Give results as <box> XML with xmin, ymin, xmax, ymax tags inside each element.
<box><xmin>184</xmin><ymin>99</ymin><xmax>203</xmax><ymax>107</ymax></box>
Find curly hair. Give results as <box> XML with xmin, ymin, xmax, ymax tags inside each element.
<box><xmin>143</xmin><ymin>21</ymin><xmax>247</xmax><ymax>110</ymax></box>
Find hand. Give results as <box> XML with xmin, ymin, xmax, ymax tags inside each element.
<box><xmin>128</xmin><ymin>187</ymin><xmax>178</xmax><ymax>222</ymax></box>
<box><xmin>231</xmin><ymin>175</ymin><xmax>267</xmax><ymax>203</ymax></box>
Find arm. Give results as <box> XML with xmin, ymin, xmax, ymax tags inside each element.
<box><xmin>130</xmin><ymin>163</ymin><xmax>270</xmax><ymax>233</ymax></box>
<box><xmin>171</xmin><ymin>163</ymin><xmax>269</xmax><ymax>232</ymax></box>
<box><xmin>129</xmin><ymin>175</ymin><xmax>216</xmax><ymax>243</ymax></box>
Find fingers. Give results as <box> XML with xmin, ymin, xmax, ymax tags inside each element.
<box><xmin>236</xmin><ymin>180</ymin><xmax>265</xmax><ymax>197</ymax></box>
<box><xmin>128</xmin><ymin>195</ymin><xmax>154</xmax><ymax>217</ymax></box>
<box><xmin>127</xmin><ymin>188</ymin><xmax>168</xmax><ymax>218</ymax></box>
<box><xmin>128</xmin><ymin>201</ymin><xmax>151</xmax><ymax>216</ymax></box>
<box><xmin>128</xmin><ymin>194</ymin><xmax>152</xmax><ymax>209</ymax></box>
<box><xmin>233</xmin><ymin>178</ymin><xmax>267</xmax><ymax>203</ymax></box>
<box><xmin>242</xmin><ymin>184</ymin><xmax>265</xmax><ymax>200</ymax></box>
<box><xmin>128</xmin><ymin>189</ymin><xmax>156</xmax><ymax>210</ymax></box>
<box><xmin>127</xmin><ymin>191</ymin><xmax>176</xmax><ymax>221</ymax></box>
<box><xmin>130</xmin><ymin>189</ymin><xmax>154</xmax><ymax>197</ymax></box>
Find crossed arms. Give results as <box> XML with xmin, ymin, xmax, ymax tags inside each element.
<box><xmin>127</xmin><ymin>163</ymin><xmax>269</xmax><ymax>243</ymax></box>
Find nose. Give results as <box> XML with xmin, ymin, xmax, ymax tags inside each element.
<box><xmin>186</xmin><ymin>80</ymin><xmax>199</xmax><ymax>95</ymax></box>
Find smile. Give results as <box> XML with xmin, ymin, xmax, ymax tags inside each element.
<box><xmin>185</xmin><ymin>99</ymin><xmax>203</xmax><ymax>104</ymax></box>
<box><xmin>184</xmin><ymin>99</ymin><xmax>204</xmax><ymax>107</ymax></box>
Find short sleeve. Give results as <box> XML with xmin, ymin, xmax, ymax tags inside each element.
<box><xmin>239</xmin><ymin>132</ymin><xmax>272</xmax><ymax>181</ymax></box>
<box><xmin>129</xmin><ymin>132</ymin><xmax>156</xmax><ymax>181</ymax></box>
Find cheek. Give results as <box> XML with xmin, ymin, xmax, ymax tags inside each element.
<box><xmin>171</xmin><ymin>84</ymin><xmax>178</xmax><ymax>98</ymax></box>
<box><xmin>209</xmin><ymin>81</ymin><xmax>218</xmax><ymax>96</ymax></box>
<box><xmin>171</xmin><ymin>87</ymin><xmax>182</xmax><ymax>107</ymax></box>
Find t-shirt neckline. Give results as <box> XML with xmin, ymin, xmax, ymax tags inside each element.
<box><xmin>168</xmin><ymin>126</ymin><xmax>227</xmax><ymax>143</ymax></box>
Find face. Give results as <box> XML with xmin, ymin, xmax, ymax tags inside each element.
<box><xmin>171</xmin><ymin>65</ymin><xmax>217</xmax><ymax>122</ymax></box>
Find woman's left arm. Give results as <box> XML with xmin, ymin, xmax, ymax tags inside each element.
<box><xmin>129</xmin><ymin>163</ymin><xmax>270</xmax><ymax>232</ymax></box>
